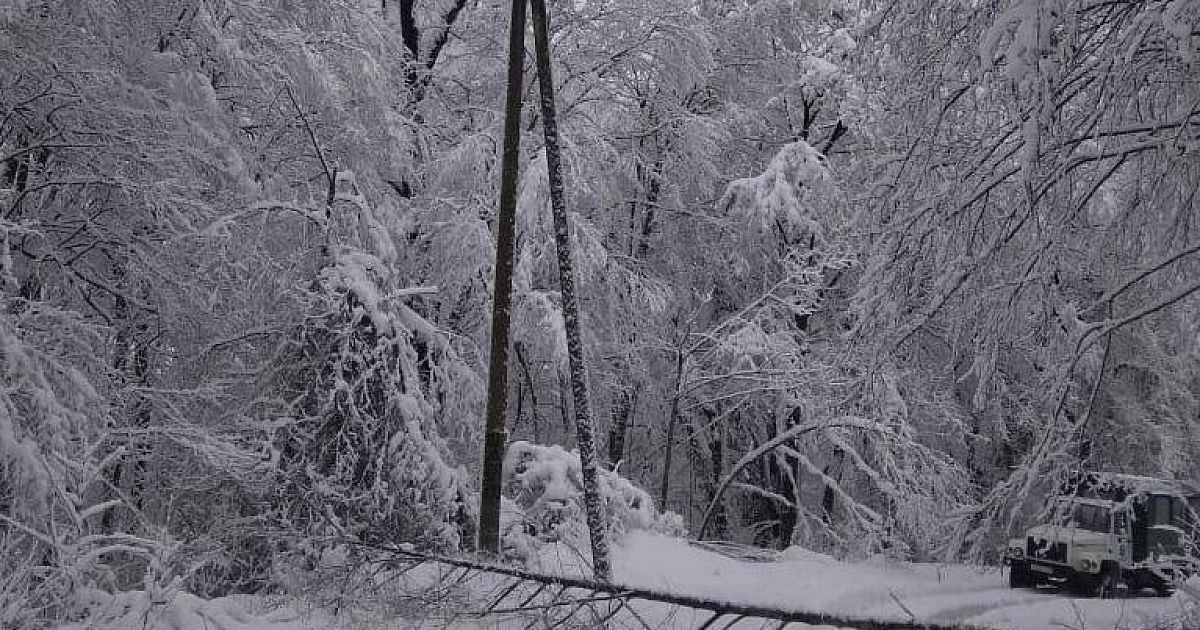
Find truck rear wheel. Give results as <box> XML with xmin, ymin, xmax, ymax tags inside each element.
<box><xmin>1152</xmin><ymin>575</ymin><xmax>1174</xmax><ymax>597</ymax></box>
<box><xmin>1095</xmin><ymin>569</ymin><xmax>1118</xmax><ymax>599</ymax></box>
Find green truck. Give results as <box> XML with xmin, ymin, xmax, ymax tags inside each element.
<box><xmin>1004</xmin><ymin>472</ymin><xmax>1198</xmax><ymax>598</ymax></box>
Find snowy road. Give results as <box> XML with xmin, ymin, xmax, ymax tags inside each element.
<box><xmin>610</xmin><ymin>532</ymin><xmax>1197</xmax><ymax>630</ymax></box>
<box><xmin>848</xmin><ymin>584</ymin><xmax>1184</xmax><ymax>629</ymax></box>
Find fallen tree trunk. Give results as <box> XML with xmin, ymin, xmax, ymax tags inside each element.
<box><xmin>356</xmin><ymin>540</ymin><xmax>996</xmax><ymax>630</ymax></box>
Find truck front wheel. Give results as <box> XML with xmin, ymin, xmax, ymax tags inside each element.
<box><xmin>1009</xmin><ymin>561</ymin><xmax>1035</xmax><ymax>588</ymax></box>
<box><xmin>1091</xmin><ymin>563</ymin><xmax>1120</xmax><ymax>599</ymax></box>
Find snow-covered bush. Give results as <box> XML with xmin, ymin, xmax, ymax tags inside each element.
<box><xmin>271</xmin><ymin>181</ymin><xmax>479</xmax><ymax>556</ymax></box>
<box><xmin>500</xmin><ymin>441</ymin><xmax>683</xmax><ymax>561</ymax></box>
<box><xmin>0</xmin><ymin>308</ymin><xmax>99</xmax><ymax>627</ymax></box>
<box><xmin>0</xmin><ymin>301</ymin><xmax>189</xmax><ymax>627</ymax></box>
<box><xmin>272</xmin><ymin>267</ymin><xmax>473</xmax><ymax>552</ymax></box>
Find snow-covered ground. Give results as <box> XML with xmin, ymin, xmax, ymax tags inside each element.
<box><xmin>59</xmin><ymin>532</ymin><xmax>1199</xmax><ymax>630</ymax></box>
<box><xmin>613</xmin><ymin>532</ymin><xmax>1196</xmax><ymax>629</ymax></box>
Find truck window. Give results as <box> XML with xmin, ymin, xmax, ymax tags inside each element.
<box><xmin>1075</xmin><ymin>504</ymin><xmax>1111</xmax><ymax>533</ymax></box>
<box><xmin>1150</xmin><ymin>495</ymin><xmax>1174</xmax><ymax>526</ymax></box>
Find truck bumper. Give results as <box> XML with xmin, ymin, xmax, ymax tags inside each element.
<box><xmin>1022</xmin><ymin>559</ymin><xmax>1083</xmax><ymax>582</ymax></box>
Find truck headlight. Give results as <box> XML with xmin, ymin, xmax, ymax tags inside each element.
<box><xmin>1080</xmin><ymin>558</ymin><xmax>1096</xmax><ymax>572</ymax></box>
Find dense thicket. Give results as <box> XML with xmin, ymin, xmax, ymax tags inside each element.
<box><xmin>1</xmin><ymin>0</ymin><xmax>1197</xmax><ymax>625</ymax></box>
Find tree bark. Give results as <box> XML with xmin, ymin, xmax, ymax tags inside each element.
<box><xmin>528</xmin><ymin>0</ymin><xmax>611</xmax><ymax>582</ymax></box>
<box><xmin>477</xmin><ymin>0</ymin><xmax>528</xmax><ymax>556</ymax></box>
<box><xmin>607</xmin><ymin>387</ymin><xmax>635</xmax><ymax>467</ymax></box>
<box><xmin>398</xmin><ymin>0</ymin><xmax>421</xmax><ymax>90</ymax></box>
<box><xmin>512</xmin><ymin>341</ymin><xmax>543</xmax><ymax>441</ymax></box>
<box><xmin>821</xmin><ymin>447</ymin><xmax>844</xmax><ymax>524</ymax></box>
<box><xmin>707</xmin><ymin>408</ymin><xmax>727</xmax><ymax>538</ymax></box>
<box><xmin>659</xmin><ymin>348</ymin><xmax>684</xmax><ymax>510</ymax></box>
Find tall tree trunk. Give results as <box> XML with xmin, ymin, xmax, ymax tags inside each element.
<box><xmin>821</xmin><ymin>448</ymin><xmax>844</xmax><ymax>524</ymax></box>
<box><xmin>529</xmin><ymin>0</ymin><xmax>611</xmax><ymax>582</ymax></box>
<box><xmin>513</xmin><ymin>341</ymin><xmax>543</xmax><ymax>441</ymax></box>
<box><xmin>607</xmin><ymin>387</ymin><xmax>635</xmax><ymax>467</ymax></box>
<box><xmin>708</xmin><ymin>410</ymin><xmax>728</xmax><ymax>538</ymax></box>
<box><xmin>477</xmin><ymin>0</ymin><xmax>528</xmax><ymax>556</ymax></box>
<box><xmin>104</xmin><ymin>279</ymin><xmax>151</xmax><ymax>533</ymax></box>
<box><xmin>659</xmin><ymin>349</ymin><xmax>684</xmax><ymax>509</ymax></box>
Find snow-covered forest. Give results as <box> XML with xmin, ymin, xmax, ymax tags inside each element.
<box><xmin>2</xmin><ymin>0</ymin><xmax>1199</xmax><ymax>628</ymax></box>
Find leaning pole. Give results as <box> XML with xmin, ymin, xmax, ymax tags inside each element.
<box><xmin>528</xmin><ymin>0</ymin><xmax>612</xmax><ymax>581</ymax></box>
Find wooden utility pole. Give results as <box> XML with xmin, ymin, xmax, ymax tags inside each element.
<box><xmin>528</xmin><ymin>0</ymin><xmax>611</xmax><ymax>581</ymax></box>
<box><xmin>477</xmin><ymin>0</ymin><xmax>528</xmax><ymax>556</ymax></box>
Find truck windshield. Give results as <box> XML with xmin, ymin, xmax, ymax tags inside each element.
<box><xmin>1072</xmin><ymin>503</ymin><xmax>1111</xmax><ymax>533</ymax></box>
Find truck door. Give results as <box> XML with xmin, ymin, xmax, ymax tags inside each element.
<box><xmin>1132</xmin><ymin>498</ymin><xmax>1149</xmax><ymax>562</ymax></box>
<box><xmin>1114</xmin><ymin>508</ymin><xmax>1132</xmax><ymax>564</ymax></box>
